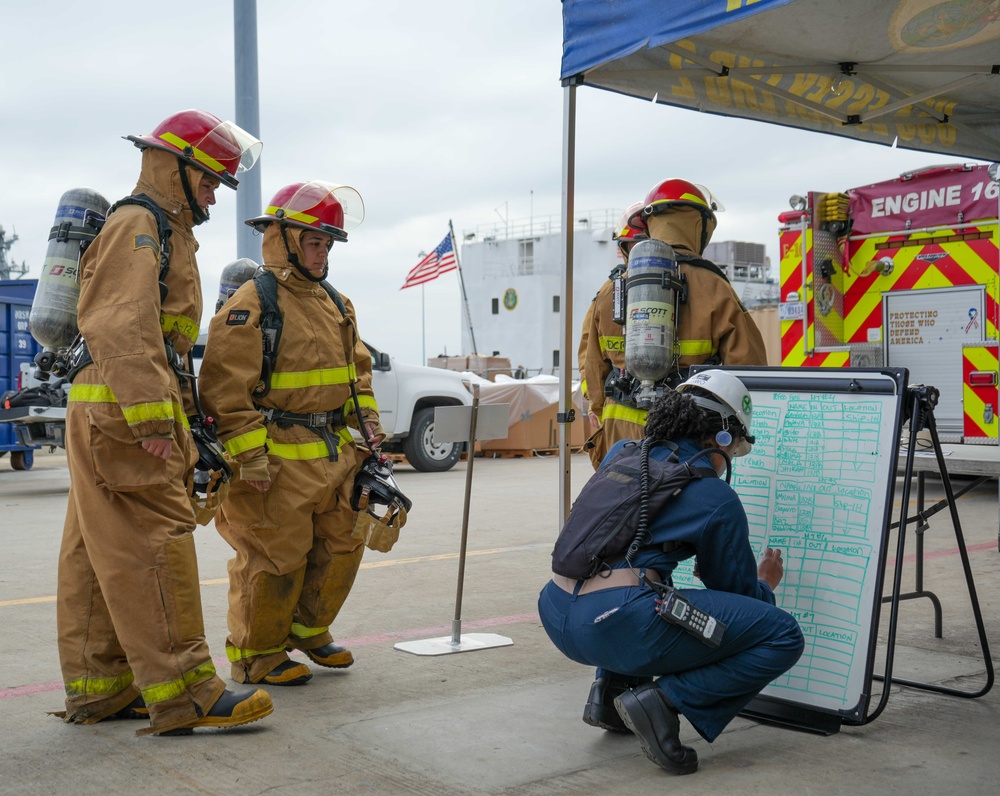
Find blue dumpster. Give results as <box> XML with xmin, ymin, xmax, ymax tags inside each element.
<box><xmin>0</xmin><ymin>279</ymin><xmax>41</xmax><ymax>470</ymax></box>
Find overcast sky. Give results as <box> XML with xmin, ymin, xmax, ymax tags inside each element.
<box><xmin>1</xmin><ymin>1</ymin><xmax>990</xmax><ymax>366</ymax></box>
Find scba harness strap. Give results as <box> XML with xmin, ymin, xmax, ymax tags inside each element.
<box><xmin>251</xmin><ymin>270</ymin><xmax>349</xmax><ymax>399</ymax></box>
<box><xmin>251</xmin><ymin>269</ymin><xmax>354</xmax><ymax>461</ymax></box>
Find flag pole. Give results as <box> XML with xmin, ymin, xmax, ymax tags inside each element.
<box><xmin>421</xmin><ymin>283</ymin><xmax>426</xmax><ymax>365</ymax></box>
<box><xmin>450</xmin><ymin>219</ymin><xmax>478</xmax><ymax>355</ymax></box>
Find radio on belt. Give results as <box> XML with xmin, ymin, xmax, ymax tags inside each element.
<box><xmin>655</xmin><ymin>588</ymin><xmax>726</xmax><ymax>648</ymax></box>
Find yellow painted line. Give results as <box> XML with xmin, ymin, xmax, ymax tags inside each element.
<box><xmin>0</xmin><ymin>543</ymin><xmax>545</xmax><ymax>607</ymax></box>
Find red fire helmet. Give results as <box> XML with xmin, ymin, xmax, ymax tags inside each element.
<box><xmin>125</xmin><ymin>109</ymin><xmax>262</xmax><ymax>189</ymax></box>
<box><xmin>245</xmin><ymin>181</ymin><xmax>365</xmax><ymax>242</ymax></box>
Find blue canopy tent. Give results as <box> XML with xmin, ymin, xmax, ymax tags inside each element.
<box><xmin>554</xmin><ymin>0</ymin><xmax>1000</xmax><ymax>516</ymax></box>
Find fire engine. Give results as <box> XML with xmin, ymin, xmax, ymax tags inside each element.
<box><xmin>778</xmin><ymin>163</ymin><xmax>1000</xmax><ymax>444</ymax></box>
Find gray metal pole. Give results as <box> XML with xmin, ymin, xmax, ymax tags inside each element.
<box><xmin>234</xmin><ymin>0</ymin><xmax>262</xmax><ymax>263</ymax></box>
<box><xmin>558</xmin><ymin>80</ymin><xmax>579</xmax><ymax>527</ymax></box>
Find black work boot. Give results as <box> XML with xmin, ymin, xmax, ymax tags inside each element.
<box><xmin>259</xmin><ymin>659</ymin><xmax>312</xmax><ymax>686</ymax></box>
<box><xmin>583</xmin><ymin>676</ymin><xmax>632</xmax><ymax>733</ymax></box>
<box><xmin>157</xmin><ymin>688</ymin><xmax>274</xmax><ymax>736</ymax></box>
<box><xmin>111</xmin><ymin>695</ymin><xmax>149</xmax><ymax>720</ymax></box>
<box><xmin>614</xmin><ymin>683</ymin><xmax>698</xmax><ymax>775</ymax></box>
<box><xmin>302</xmin><ymin>641</ymin><xmax>354</xmax><ymax>669</ymax></box>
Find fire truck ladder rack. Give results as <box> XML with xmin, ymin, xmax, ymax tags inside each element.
<box><xmin>866</xmin><ymin>385</ymin><xmax>995</xmax><ymax>723</ymax></box>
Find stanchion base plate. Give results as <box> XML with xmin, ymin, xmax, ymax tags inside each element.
<box><xmin>394</xmin><ymin>633</ymin><xmax>514</xmax><ymax>656</ymax></box>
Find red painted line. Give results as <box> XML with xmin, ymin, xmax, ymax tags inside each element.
<box><xmin>885</xmin><ymin>540</ymin><xmax>996</xmax><ymax>567</ymax></box>
<box><xmin>0</xmin><ymin>612</ymin><xmax>540</xmax><ymax>702</ymax></box>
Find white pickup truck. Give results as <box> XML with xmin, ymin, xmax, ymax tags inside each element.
<box><xmin>1</xmin><ymin>343</ymin><xmax>473</xmax><ymax>474</ymax></box>
<box><xmin>365</xmin><ymin>339</ymin><xmax>472</xmax><ymax>472</ymax></box>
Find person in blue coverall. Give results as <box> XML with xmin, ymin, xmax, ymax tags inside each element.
<box><xmin>538</xmin><ymin>369</ymin><xmax>804</xmax><ymax>775</ymax></box>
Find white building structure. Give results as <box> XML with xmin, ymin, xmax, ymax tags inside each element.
<box><xmin>458</xmin><ymin>211</ymin><xmax>620</xmax><ymax>377</ymax></box>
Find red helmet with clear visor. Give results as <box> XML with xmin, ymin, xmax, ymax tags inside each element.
<box><xmin>614</xmin><ymin>201</ymin><xmax>648</xmax><ymax>256</ymax></box>
<box><xmin>245</xmin><ymin>181</ymin><xmax>365</xmax><ymax>242</ymax></box>
<box><xmin>631</xmin><ymin>178</ymin><xmax>723</xmax><ymax>252</ymax></box>
<box><xmin>125</xmin><ymin>109</ymin><xmax>262</xmax><ymax>190</ymax></box>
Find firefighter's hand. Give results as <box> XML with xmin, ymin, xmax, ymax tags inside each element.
<box><xmin>142</xmin><ymin>438</ymin><xmax>172</xmax><ymax>460</ymax></box>
<box><xmin>365</xmin><ymin>421</ymin><xmax>385</xmax><ymax>447</ymax></box>
<box><xmin>240</xmin><ymin>453</ymin><xmax>271</xmax><ymax>492</ymax></box>
<box><xmin>589</xmin><ymin>412</ymin><xmax>601</xmax><ymax>427</ymax></box>
<box><xmin>758</xmin><ymin>547</ymin><xmax>784</xmax><ymax>590</ymax></box>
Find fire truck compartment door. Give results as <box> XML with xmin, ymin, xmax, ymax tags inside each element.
<box><xmin>883</xmin><ymin>286</ymin><xmax>985</xmax><ymax>439</ymax></box>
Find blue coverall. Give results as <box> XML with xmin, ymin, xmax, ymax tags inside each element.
<box><xmin>539</xmin><ymin>438</ymin><xmax>804</xmax><ymax>742</ymax></box>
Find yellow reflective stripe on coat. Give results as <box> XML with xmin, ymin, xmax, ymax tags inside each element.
<box><xmin>266</xmin><ymin>427</ymin><xmax>353</xmax><ymax>460</ymax></box>
<box><xmin>68</xmin><ymin>384</ymin><xmax>189</xmax><ymax>428</ymax></box>
<box><xmin>290</xmin><ymin>622</ymin><xmax>328</xmax><ymax>640</ymax></box>
<box><xmin>599</xmin><ymin>335</ymin><xmax>624</xmax><ymax>354</ymax></box>
<box><xmin>678</xmin><ymin>339</ymin><xmax>716</xmax><ymax>357</ymax></box>
<box><xmin>268</xmin><ymin>363</ymin><xmax>357</xmax><ymax>390</ymax></box>
<box><xmin>160</xmin><ymin>312</ymin><xmax>200</xmax><ymax>344</ymax></box>
<box><xmin>224</xmin><ymin>427</ymin><xmax>268</xmax><ymax>456</ymax></box>
<box><xmin>344</xmin><ymin>394</ymin><xmax>378</xmax><ymax>415</ymax></box>
<box><xmin>64</xmin><ymin>670</ymin><xmax>135</xmax><ymax>698</ymax></box>
<box><xmin>226</xmin><ymin>645</ymin><xmax>286</xmax><ymax>661</ymax></box>
<box><xmin>602</xmin><ymin>402</ymin><xmax>648</xmax><ymax>426</ymax></box>
<box><xmin>140</xmin><ymin>662</ymin><xmax>217</xmax><ymax>706</ymax></box>
<box><xmin>122</xmin><ymin>401</ymin><xmax>185</xmax><ymax>426</ymax></box>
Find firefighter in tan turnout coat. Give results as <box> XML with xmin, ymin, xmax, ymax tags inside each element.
<box><xmin>56</xmin><ymin>109</ymin><xmax>273</xmax><ymax>736</ymax></box>
<box><xmin>582</xmin><ymin>180</ymin><xmax>767</xmax><ymax>469</ymax></box>
<box><xmin>200</xmin><ymin>181</ymin><xmax>384</xmax><ymax>687</ymax></box>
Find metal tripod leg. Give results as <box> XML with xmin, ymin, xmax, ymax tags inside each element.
<box><xmin>866</xmin><ymin>389</ymin><xmax>994</xmax><ymax>723</ymax></box>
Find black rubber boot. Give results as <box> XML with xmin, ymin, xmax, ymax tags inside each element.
<box><xmin>111</xmin><ymin>695</ymin><xmax>149</xmax><ymax>720</ymax></box>
<box><xmin>259</xmin><ymin>659</ymin><xmax>312</xmax><ymax>686</ymax></box>
<box><xmin>582</xmin><ymin>676</ymin><xmax>632</xmax><ymax>733</ymax></box>
<box><xmin>614</xmin><ymin>683</ymin><xmax>699</xmax><ymax>775</ymax></box>
<box><xmin>157</xmin><ymin>689</ymin><xmax>274</xmax><ymax>736</ymax></box>
<box><xmin>302</xmin><ymin>641</ymin><xmax>353</xmax><ymax>669</ymax></box>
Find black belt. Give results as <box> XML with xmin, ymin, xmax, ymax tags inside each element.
<box><xmin>255</xmin><ymin>405</ymin><xmax>345</xmax><ymax>461</ymax></box>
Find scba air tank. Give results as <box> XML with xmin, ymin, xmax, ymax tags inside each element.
<box><xmin>216</xmin><ymin>258</ymin><xmax>261</xmax><ymax>313</ymax></box>
<box><xmin>29</xmin><ymin>188</ymin><xmax>110</xmax><ymax>354</ymax></box>
<box><xmin>623</xmin><ymin>238</ymin><xmax>680</xmax><ymax>407</ymax></box>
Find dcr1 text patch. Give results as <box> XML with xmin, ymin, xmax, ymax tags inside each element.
<box><xmin>226</xmin><ymin>310</ymin><xmax>250</xmax><ymax>326</ymax></box>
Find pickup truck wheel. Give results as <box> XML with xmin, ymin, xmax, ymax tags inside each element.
<box><xmin>402</xmin><ymin>407</ymin><xmax>462</xmax><ymax>472</ymax></box>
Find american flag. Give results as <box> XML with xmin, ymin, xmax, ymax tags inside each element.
<box><xmin>400</xmin><ymin>233</ymin><xmax>457</xmax><ymax>289</ymax></box>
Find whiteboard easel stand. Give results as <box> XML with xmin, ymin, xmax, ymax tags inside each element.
<box><xmin>867</xmin><ymin>384</ymin><xmax>995</xmax><ymax>722</ymax></box>
<box><xmin>394</xmin><ymin>388</ymin><xmax>513</xmax><ymax>656</ymax></box>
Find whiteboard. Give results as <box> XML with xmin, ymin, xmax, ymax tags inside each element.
<box><xmin>675</xmin><ymin>367</ymin><xmax>907</xmax><ymax>726</ymax></box>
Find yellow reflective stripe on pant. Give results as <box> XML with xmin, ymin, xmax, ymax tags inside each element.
<box><xmin>68</xmin><ymin>384</ymin><xmax>189</xmax><ymax>428</ymax></box>
<box><xmin>266</xmin><ymin>427</ymin><xmax>353</xmax><ymax>460</ymax></box>
<box><xmin>226</xmin><ymin>644</ymin><xmax>287</xmax><ymax>661</ymax></box>
<box><xmin>602</xmin><ymin>402</ymin><xmax>648</xmax><ymax>426</ymax></box>
<box><xmin>64</xmin><ymin>670</ymin><xmax>135</xmax><ymax>698</ymax></box>
<box><xmin>224</xmin><ymin>427</ymin><xmax>269</xmax><ymax>457</ymax></box>
<box><xmin>290</xmin><ymin>622</ymin><xmax>328</xmax><ymax>640</ymax></box>
<box><xmin>139</xmin><ymin>661</ymin><xmax>217</xmax><ymax>706</ymax></box>
<box><xmin>268</xmin><ymin>363</ymin><xmax>357</xmax><ymax>390</ymax></box>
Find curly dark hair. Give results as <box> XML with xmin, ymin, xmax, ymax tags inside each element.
<box><xmin>644</xmin><ymin>387</ymin><xmax>727</xmax><ymax>444</ymax></box>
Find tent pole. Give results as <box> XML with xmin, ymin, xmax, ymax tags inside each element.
<box><xmin>558</xmin><ymin>78</ymin><xmax>581</xmax><ymax>527</ymax></box>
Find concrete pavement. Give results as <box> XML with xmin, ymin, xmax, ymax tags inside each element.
<box><xmin>1</xmin><ymin>448</ymin><xmax>998</xmax><ymax>795</ymax></box>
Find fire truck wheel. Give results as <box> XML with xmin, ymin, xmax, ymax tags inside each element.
<box><xmin>10</xmin><ymin>450</ymin><xmax>33</xmax><ymax>471</ymax></box>
<box><xmin>402</xmin><ymin>407</ymin><xmax>462</xmax><ymax>472</ymax></box>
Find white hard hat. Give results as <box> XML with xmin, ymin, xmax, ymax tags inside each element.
<box><xmin>676</xmin><ymin>369</ymin><xmax>754</xmax><ymax>455</ymax></box>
